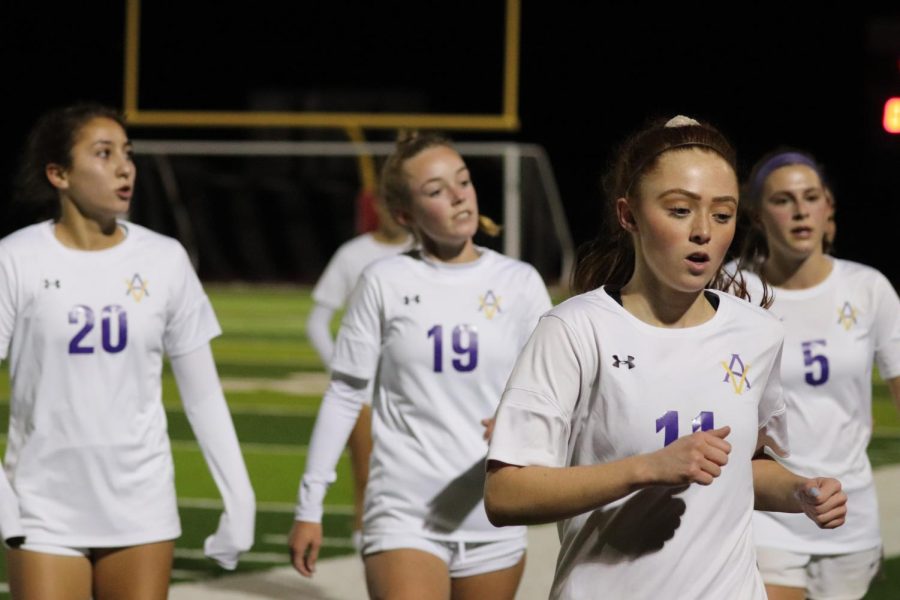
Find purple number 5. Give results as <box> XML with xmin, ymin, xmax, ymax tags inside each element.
<box><xmin>801</xmin><ymin>340</ymin><xmax>829</xmax><ymax>386</ymax></box>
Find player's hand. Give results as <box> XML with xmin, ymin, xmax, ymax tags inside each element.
<box><xmin>795</xmin><ymin>477</ymin><xmax>846</xmax><ymax>529</ymax></box>
<box><xmin>289</xmin><ymin>520</ymin><xmax>323</xmax><ymax>577</ymax></box>
<box><xmin>649</xmin><ymin>426</ymin><xmax>732</xmax><ymax>486</ymax></box>
<box><xmin>481</xmin><ymin>418</ymin><xmax>495</xmax><ymax>442</ymax></box>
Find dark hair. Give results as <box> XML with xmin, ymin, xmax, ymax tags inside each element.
<box><xmin>14</xmin><ymin>103</ymin><xmax>126</xmax><ymax>219</ymax></box>
<box><xmin>572</xmin><ymin>116</ymin><xmax>747</xmax><ymax>298</ymax></box>
<box><xmin>379</xmin><ymin>131</ymin><xmax>501</xmax><ymax>238</ymax></box>
<box><xmin>737</xmin><ymin>147</ymin><xmax>829</xmax><ymax>268</ymax></box>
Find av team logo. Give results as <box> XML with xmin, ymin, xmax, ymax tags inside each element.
<box><xmin>478</xmin><ymin>290</ymin><xmax>502</xmax><ymax>320</ymax></box>
<box><xmin>126</xmin><ymin>274</ymin><xmax>150</xmax><ymax>302</ymax></box>
<box><xmin>837</xmin><ymin>301</ymin><xmax>859</xmax><ymax>331</ymax></box>
<box><xmin>721</xmin><ymin>353</ymin><xmax>751</xmax><ymax>395</ymax></box>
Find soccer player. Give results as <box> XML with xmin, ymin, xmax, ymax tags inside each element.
<box><xmin>0</xmin><ymin>103</ymin><xmax>255</xmax><ymax>599</ymax></box>
<box><xmin>289</xmin><ymin>132</ymin><xmax>551</xmax><ymax>599</ymax></box>
<box><xmin>737</xmin><ymin>149</ymin><xmax>900</xmax><ymax>600</ymax></box>
<box><xmin>307</xmin><ymin>193</ymin><xmax>411</xmax><ymax>547</ymax></box>
<box><xmin>484</xmin><ymin>116</ymin><xmax>848</xmax><ymax>599</ymax></box>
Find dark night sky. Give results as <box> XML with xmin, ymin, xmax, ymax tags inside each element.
<box><xmin>2</xmin><ymin>3</ymin><xmax>899</xmax><ymax>281</ymax></box>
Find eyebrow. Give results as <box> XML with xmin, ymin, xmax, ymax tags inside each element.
<box><xmin>422</xmin><ymin>165</ymin><xmax>469</xmax><ymax>185</ymax></box>
<box><xmin>658</xmin><ymin>188</ymin><xmax>737</xmax><ymax>204</ymax></box>
<box><xmin>91</xmin><ymin>139</ymin><xmax>133</xmax><ymax>148</ymax></box>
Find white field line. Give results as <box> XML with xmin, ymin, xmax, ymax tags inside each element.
<box><xmin>263</xmin><ymin>533</ymin><xmax>355</xmax><ymax>549</ymax></box>
<box><xmin>178</xmin><ymin>497</ymin><xmax>353</xmax><ymax>515</ymax></box>
<box><xmin>174</xmin><ymin>548</ymin><xmax>286</xmax><ymax>564</ymax></box>
<box><xmin>170</xmin><ymin>439</ymin><xmax>309</xmax><ymax>454</ymax></box>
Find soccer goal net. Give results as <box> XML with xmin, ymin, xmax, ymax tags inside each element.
<box><xmin>131</xmin><ymin>140</ymin><xmax>574</xmax><ymax>287</ymax></box>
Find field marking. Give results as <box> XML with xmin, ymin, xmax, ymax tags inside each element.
<box><xmin>220</xmin><ymin>372</ymin><xmax>329</xmax><ymax>396</ymax></box>
<box><xmin>178</xmin><ymin>497</ymin><xmax>353</xmax><ymax>515</ymax></box>
<box><xmin>263</xmin><ymin>533</ymin><xmax>355</xmax><ymax>548</ymax></box>
<box><xmin>171</xmin><ymin>439</ymin><xmax>309</xmax><ymax>454</ymax></box>
<box><xmin>171</xmin><ymin>569</ymin><xmax>209</xmax><ymax>581</ymax></box>
<box><xmin>174</xmin><ymin>548</ymin><xmax>287</xmax><ymax>564</ymax></box>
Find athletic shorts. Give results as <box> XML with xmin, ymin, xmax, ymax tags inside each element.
<box><xmin>361</xmin><ymin>533</ymin><xmax>526</xmax><ymax>578</ymax></box>
<box><xmin>756</xmin><ymin>545</ymin><xmax>882</xmax><ymax>600</ymax></box>
<box><xmin>17</xmin><ymin>543</ymin><xmax>90</xmax><ymax>557</ymax></box>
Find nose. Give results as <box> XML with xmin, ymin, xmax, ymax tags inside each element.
<box><xmin>449</xmin><ymin>184</ymin><xmax>466</xmax><ymax>204</ymax></box>
<box><xmin>116</xmin><ymin>154</ymin><xmax>134</xmax><ymax>179</ymax></box>
<box><xmin>689</xmin><ymin>214</ymin><xmax>711</xmax><ymax>245</ymax></box>
<box><xmin>791</xmin><ymin>199</ymin><xmax>808</xmax><ymax>220</ymax></box>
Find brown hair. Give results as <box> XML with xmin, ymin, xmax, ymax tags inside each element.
<box><xmin>379</xmin><ymin>131</ymin><xmax>501</xmax><ymax>239</ymax></box>
<box><xmin>15</xmin><ymin>103</ymin><xmax>127</xmax><ymax>220</ymax></box>
<box><xmin>572</xmin><ymin>116</ymin><xmax>753</xmax><ymax>300</ymax></box>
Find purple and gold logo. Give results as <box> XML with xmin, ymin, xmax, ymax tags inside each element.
<box><xmin>837</xmin><ymin>301</ymin><xmax>859</xmax><ymax>331</ymax></box>
<box><xmin>721</xmin><ymin>354</ymin><xmax>751</xmax><ymax>395</ymax></box>
<box><xmin>126</xmin><ymin>274</ymin><xmax>150</xmax><ymax>302</ymax></box>
<box><xmin>478</xmin><ymin>290</ymin><xmax>502</xmax><ymax>320</ymax></box>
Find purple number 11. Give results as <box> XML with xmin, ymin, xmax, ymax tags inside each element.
<box><xmin>656</xmin><ymin>410</ymin><xmax>714</xmax><ymax>446</ymax></box>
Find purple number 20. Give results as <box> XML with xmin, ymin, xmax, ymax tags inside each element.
<box><xmin>656</xmin><ymin>410</ymin><xmax>714</xmax><ymax>446</ymax></box>
<box><xmin>68</xmin><ymin>304</ymin><xmax>128</xmax><ymax>354</ymax></box>
<box><xmin>427</xmin><ymin>324</ymin><xmax>478</xmax><ymax>373</ymax></box>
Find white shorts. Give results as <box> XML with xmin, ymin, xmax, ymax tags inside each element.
<box><xmin>756</xmin><ymin>545</ymin><xmax>882</xmax><ymax>600</ymax></box>
<box><xmin>17</xmin><ymin>543</ymin><xmax>90</xmax><ymax>558</ymax></box>
<box><xmin>361</xmin><ymin>533</ymin><xmax>526</xmax><ymax>578</ymax></box>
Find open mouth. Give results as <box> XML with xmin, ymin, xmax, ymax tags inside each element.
<box><xmin>453</xmin><ymin>210</ymin><xmax>473</xmax><ymax>221</ymax></box>
<box><xmin>790</xmin><ymin>226</ymin><xmax>813</xmax><ymax>237</ymax></box>
<box><xmin>116</xmin><ymin>186</ymin><xmax>132</xmax><ymax>201</ymax></box>
<box><xmin>686</xmin><ymin>252</ymin><xmax>710</xmax><ymax>272</ymax></box>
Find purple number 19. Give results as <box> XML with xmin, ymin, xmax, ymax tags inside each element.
<box><xmin>656</xmin><ymin>410</ymin><xmax>715</xmax><ymax>447</ymax></box>
<box><xmin>427</xmin><ymin>324</ymin><xmax>478</xmax><ymax>373</ymax></box>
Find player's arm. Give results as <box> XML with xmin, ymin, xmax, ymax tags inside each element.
<box><xmin>751</xmin><ymin>447</ymin><xmax>846</xmax><ymax>529</ymax></box>
<box><xmin>485</xmin><ymin>426</ymin><xmax>732</xmax><ymax>526</ymax></box>
<box><xmin>171</xmin><ymin>344</ymin><xmax>256</xmax><ymax>569</ymax></box>
<box><xmin>306</xmin><ymin>303</ymin><xmax>337</xmax><ymax>367</ymax></box>
<box><xmin>888</xmin><ymin>376</ymin><xmax>900</xmax><ymax>415</ymax></box>
<box><xmin>290</xmin><ymin>371</ymin><xmax>368</xmax><ymax>577</ymax></box>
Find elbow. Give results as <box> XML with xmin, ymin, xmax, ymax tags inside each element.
<box><xmin>483</xmin><ymin>473</ymin><xmax>522</xmax><ymax>527</ymax></box>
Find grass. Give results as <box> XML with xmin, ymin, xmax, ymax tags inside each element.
<box><xmin>0</xmin><ymin>283</ymin><xmax>897</xmax><ymax>597</ymax></box>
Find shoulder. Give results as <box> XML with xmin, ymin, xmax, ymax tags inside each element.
<box><xmin>832</xmin><ymin>258</ymin><xmax>891</xmax><ymax>287</ymax></box>
<box><xmin>122</xmin><ymin>222</ymin><xmax>190</xmax><ymax>259</ymax></box>
<box><xmin>0</xmin><ymin>221</ymin><xmax>51</xmax><ymax>255</ymax></box>
<box><xmin>713</xmin><ymin>290</ymin><xmax>784</xmax><ymax>336</ymax></box>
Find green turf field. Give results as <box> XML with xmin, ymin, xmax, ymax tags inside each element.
<box><xmin>0</xmin><ymin>284</ymin><xmax>897</xmax><ymax>597</ymax></box>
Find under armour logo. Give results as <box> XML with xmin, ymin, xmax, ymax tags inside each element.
<box><xmin>612</xmin><ymin>355</ymin><xmax>635</xmax><ymax>369</ymax></box>
<box><xmin>43</xmin><ymin>279</ymin><xmax>60</xmax><ymax>289</ymax></box>
<box><xmin>404</xmin><ymin>295</ymin><xmax>420</xmax><ymax>305</ymax></box>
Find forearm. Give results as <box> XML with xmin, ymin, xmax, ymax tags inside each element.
<box><xmin>888</xmin><ymin>376</ymin><xmax>900</xmax><ymax>415</ymax></box>
<box><xmin>171</xmin><ymin>346</ymin><xmax>255</xmax><ymax>520</ymax></box>
<box><xmin>295</xmin><ymin>372</ymin><xmax>368</xmax><ymax>522</ymax></box>
<box><xmin>306</xmin><ymin>304</ymin><xmax>336</xmax><ymax>367</ymax></box>
<box><xmin>485</xmin><ymin>457</ymin><xmax>653</xmax><ymax>526</ymax></box>
<box><xmin>752</xmin><ymin>457</ymin><xmax>804</xmax><ymax>512</ymax></box>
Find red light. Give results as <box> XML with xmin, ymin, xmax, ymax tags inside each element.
<box><xmin>885</xmin><ymin>98</ymin><xmax>900</xmax><ymax>133</ymax></box>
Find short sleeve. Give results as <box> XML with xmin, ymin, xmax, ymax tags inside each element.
<box><xmin>872</xmin><ymin>273</ymin><xmax>900</xmax><ymax>380</ymax></box>
<box><xmin>329</xmin><ymin>272</ymin><xmax>383</xmax><ymax>381</ymax></box>
<box><xmin>488</xmin><ymin>314</ymin><xmax>583</xmax><ymax>468</ymax></box>
<box><xmin>164</xmin><ymin>244</ymin><xmax>222</xmax><ymax>357</ymax></box>
<box><xmin>757</xmin><ymin>341</ymin><xmax>789</xmax><ymax>457</ymax></box>
<box><xmin>0</xmin><ymin>247</ymin><xmax>17</xmax><ymax>361</ymax></box>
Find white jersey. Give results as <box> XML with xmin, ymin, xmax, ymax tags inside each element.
<box><xmin>0</xmin><ymin>221</ymin><xmax>221</xmax><ymax>547</ymax></box>
<box><xmin>312</xmin><ymin>232</ymin><xmax>412</xmax><ymax>310</ymax></box>
<box><xmin>744</xmin><ymin>259</ymin><xmax>900</xmax><ymax>554</ymax></box>
<box><xmin>331</xmin><ymin>248</ymin><xmax>551</xmax><ymax>542</ymax></box>
<box><xmin>488</xmin><ymin>287</ymin><xmax>788</xmax><ymax>600</ymax></box>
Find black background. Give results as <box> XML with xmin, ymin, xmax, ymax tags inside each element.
<box><xmin>2</xmin><ymin>3</ymin><xmax>899</xmax><ymax>283</ymax></box>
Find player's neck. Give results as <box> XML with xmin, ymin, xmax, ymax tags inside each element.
<box><xmin>763</xmin><ymin>252</ymin><xmax>832</xmax><ymax>290</ymax></box>
<box><xmin>620</xmin><ymin>273</ymin><xmax>714</xmax><ymax>329</ymax></box>
<box><xmin>371</xmin><ymin>229</ymin><xmax>409</xmax><ymax>245</ymax></box>
<box><xmin>54</xmin><ymin>205</ymin><xmax>125</xmax><ymax>251</ymax></box>
<box><xmin>420</xmin><ymin>237</ymin><xmax>480</xmax><ymax>264</ymax></box>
